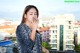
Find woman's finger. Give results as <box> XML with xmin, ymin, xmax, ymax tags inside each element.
<box><xmin>33</xmin><ymin>18</ymin><xmax>39</xmax><ymax>23</ymax></box>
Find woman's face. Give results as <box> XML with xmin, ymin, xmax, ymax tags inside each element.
<box><xmin>25</xmin><ymin>8</ymin><xmax>38</xmax><ymax>23</ymax></box>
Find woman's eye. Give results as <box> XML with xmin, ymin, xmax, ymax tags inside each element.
<box><xmin>34</xmin><ymin>14</ymin><xmax>37</xmax><ymax>15</ymax></box>
<box><xmin>30</xmin><ymin>14</ymin><xmax>33</xmax><ymax>15</ymax></box>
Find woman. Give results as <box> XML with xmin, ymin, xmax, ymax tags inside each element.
<box><xmin>16</xmin><ymin>5</ymin><xmax>49</xmax><ymax>53</ymax></box>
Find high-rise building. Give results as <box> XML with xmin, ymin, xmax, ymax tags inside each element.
<box><xmin>49</xmin><ymin>14</ymin><xmax>75</xmax><ymax>51</ymax></box>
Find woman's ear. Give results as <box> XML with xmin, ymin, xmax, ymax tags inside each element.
<box><xmin>24</xmin><ymin>14</ymin><xmax>27</xmax><ymax>18</ymax></box>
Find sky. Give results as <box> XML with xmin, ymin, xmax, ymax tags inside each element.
<box><xmin>0</xmin><ymin>0</ymin><xmax>80</xmax><ymax>21</ymax></box>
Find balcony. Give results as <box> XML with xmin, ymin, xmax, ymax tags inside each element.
<box><xmin>49</xmin><ymin>50</ymin><xmax>77</xmax><ymax>53</ymax></box>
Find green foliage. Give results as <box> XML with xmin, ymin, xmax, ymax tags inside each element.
<box><xmin>42</xmin><ymin>42</ymin><xmax>52</xmax><ymax>53</ymax></box>
<box><xmin>9</xmin><ymin>37</ymin><xmax>17</xmax><ymax>42</ymax></box>
<box><xmin>42</xmin><ymin>42</ymin><xmax>52</xmax><ymax>49</ymax></box>
<box><xmin>42</xmin><ymin>24</ymin><xmax>45</xmax><ymax>27</ymax></box>
<box><xmin>42</xmin><ymin>52</ymin><xmax>45</xmax><ymax>53</ymax></box>
<box><xmin>74</xmin><ymin>44</ymin><xmax>80</xmax><ymax>52</ymax></box>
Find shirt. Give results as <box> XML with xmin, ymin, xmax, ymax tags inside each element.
<box><xmin>16</xmin><ymin>23</ymin><xmax>42</xmax><ymax>53</ymax></box>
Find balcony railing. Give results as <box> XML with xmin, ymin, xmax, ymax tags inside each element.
<box><xmin>0</xmin><ymin>46</ymin><xmax>79</xmax><ymax>53</ymax></box>
<box><xmin>49</xmin><ymin>49</ymin><xmax>78</xmax><ymax>53</ymax></box>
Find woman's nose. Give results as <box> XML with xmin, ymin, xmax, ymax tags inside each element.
<box><xmin>33</xmin><ymin>15</ymin><xmax>36</xmax><ymax>18</ymax></box>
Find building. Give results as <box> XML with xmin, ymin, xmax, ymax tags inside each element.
<box><xmin>49</xmin><ymin>25</ymin><xmax>58</xmax><ymax>50</ymax></box>
<box><xmin>38</xmin><ymin>27</ymin><xmax>50</xmax><ymax>42</ymax></box>
<box><xmin>49</xmin><ymin>14</ymin><xmax>75</xmax><ymax>51</ymax></box>
<box><xmin>0</xmin><ymin>25</ymin><xmax>17</xmax><ymax>35</ymax></box>
<box><xmin>0</xmin><ymin>19</ymin><xmax>20</xmax><ymax>38</ymax></box>
<box><xmin>74</xmin><ymin>21</ymin><xmax>80</xmax><ymax>45</ymax></box>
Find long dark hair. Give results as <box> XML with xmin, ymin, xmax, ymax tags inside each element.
<box><xmin>21</xmin><ymin>5</ymin><xmax>39</xmax><ymax>23</ymax></box>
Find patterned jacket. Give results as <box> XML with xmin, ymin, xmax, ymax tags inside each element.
<box><xmin>16</xmin><ymin>23</ymin><xmax>42</xmax><ymax>53</ymax></box>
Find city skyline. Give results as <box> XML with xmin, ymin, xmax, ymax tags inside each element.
<box><xmin>0</xmin><ymin>0</ymin><xmax>80</xmax><ymax>21</ymax></box>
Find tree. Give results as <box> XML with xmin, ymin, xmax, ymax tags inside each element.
<box><xmin>42</xmin><ymin>24</ymin><xmax>45</xmax><ymax>27</ymax></box>
<box><xmin>42</xmin><ymin>42</ymin><xmax>52</xmax><ymax>53</ymax></box>
<box><xmin>74</xmin><ymin>44</ymin><xmax>80</xmax><ymax>53</ymax></box>
<box><xmin>42</xmin><ymin>42</ymin><xmax>52</xmax><ymax>49</ymax></box>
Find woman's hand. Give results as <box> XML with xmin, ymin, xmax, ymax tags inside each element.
<box><xmin>42</xmin><ymin>47</ymin><xmax>49</xmax><ymax>53</ymax></box>
<box><xmin>31</xmin><ymin>18</ymin><xmax>39</xmax><ymax>31</ymax></box>
<box><xmin>29</xmin><ymin>18</ymin><xmax>39</xmax><ymax>41</ymax></box>
<box><xmin>45</xmin><ymin>49</ymin><xmax>49</xmax><ymax>53</ymax></box>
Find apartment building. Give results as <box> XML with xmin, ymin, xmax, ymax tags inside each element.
<box><xmin>49</xmin><ymin>14</ymin><xmax>75</xmax><ymax>51</ymax></box>
<box><xmin>38</xmin><ymin>27</ymin><xmax>50</xmax><ymax>42</ymax></box>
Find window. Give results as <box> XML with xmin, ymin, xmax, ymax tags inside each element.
<box><xmin>55</xmin><ymin>30</ymin><xmax>57</xmax><ymax>33</ymax></box>
<box><xmin>55</xmin><ymin>25</ymin><xmax>57</xmax><ymax>29</ymax></box>
<box><xmin>66</xmin><ymin>36</ymin><xmax>70</xmax><ymax>39</ymax></box>
<box><xmin>53</xmin><ymin>35</ymin><xmax>57</xmax><ymax>38</ymax></box>
<box><xmin>51</xmin><ymin>44</ymin><xmax>57</xmax><ymax>48</ymax></box>
<box><xmin>47</xmin><ymin>33</ymin><xmax>49</xmax><ymax>35</ymax></box>
<box><xmin>52</xmin><ymin>40</ymin><xmax>57</xmax><ymax>43</ymax></box>
<box><xmin>69</xmin><ymin>26</ymin><xmax>71</xmax><ymax>29</ymax></box>
<box><xmin>53</xmin><ymin>30</ymin><xmax>57</xmax><ymax>33</ymax></box>
<box><xmin>53</xmin><ymin>30</ymin><xmax>54</xmax><ymax>33</ymax></box>
<box><xmin>66</xmin><ymin>40</ymin><xmax>73</xmax><ymax>44</ymax></box>
<box><xmin>68</xmin><ymin>21</ymin><xmax>71</xmax><ymax>24</ymax></box>
<box><xmin>66</xmin><ymin>45</ymin><xmax>73</xmax><ymax>49</ymax></box>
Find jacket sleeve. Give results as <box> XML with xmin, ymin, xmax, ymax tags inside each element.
<box><xmin>16</xmin><ymin>25</ymin><xmax>35</xmax><ymax>49</ymax></box>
